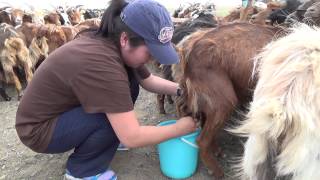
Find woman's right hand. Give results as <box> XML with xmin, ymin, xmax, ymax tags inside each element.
<box><xmin>175</xmin><ymin>116</ymin><xmax>197</xmax><ymax>136</ymax></box>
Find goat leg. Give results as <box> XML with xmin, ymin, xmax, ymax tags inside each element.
<box><xmin>2</xmin><ymin>60</ymin><xmax>23</xmax><ymax>99</ymax></box>
<box><xmin>157</xmin><ymin>94</ymin><xmax>166</xmax><ymax>114</ymax></box>
<box><xmin>167</xmin><ymin>95</ymin><xmax>174</xmax><ymax>104</ymax></box>
<box><xmin>17</xmin><ymin>48</ymin><xmax>33</xmax><ymax>84</ymax></box>
<box><xmin>0</xmin><ymin>72</ymin><xmax>10</xmax><ymax>101</ymax></box>
<box><xmin>0</xmin><ymin>85</ymin><xmax>10</xmax><ymax>101</ymax></box>
<box><xmin>198</xmin><ymin>74</ymin><xmax>238</xmax><ymax>178</ymax></box>
<box><xmin>198</xmin><ymin>123</ymin><xmax>224</xmax><ymax>178</ymax></box>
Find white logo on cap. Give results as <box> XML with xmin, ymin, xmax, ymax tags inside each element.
<box><xmin>158</xmin><ymin>27</ymin><xmax>173</xmax><ymax>44</ymax></box>
<box><xmin>120</xmin><ymin>12</ymin><xmax>126</xmax><ymax>21</ymax></box>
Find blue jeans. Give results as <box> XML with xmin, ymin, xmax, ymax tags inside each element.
<box><xmin>45</xmin><ymin>106</ymin><xmax>119</xmax><ymax>178</ymax></box>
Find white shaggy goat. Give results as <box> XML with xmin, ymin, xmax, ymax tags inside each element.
<box><xmin>233</xmin><ymin>24</ymin><xmax>320</xmax><ymax>180</ymax></box>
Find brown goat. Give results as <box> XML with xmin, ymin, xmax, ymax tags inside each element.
<box><xmin>44</xmin><ymin>12</ymin><xmax>62</xmax><ymax>25</ymax></box>
<box><xmin>0</xmin><ymin>8</ymin><xmax>24</xmax><ymax>26</ymax></box>
<box><xmin>0</xmin><ymin>24</ymin><xmax>33</xmax><ymax>99</ymax></box>
<box><xmin>156</xmin><ymin>13</ymin><xmax>218</xmax><ymax>114</ymax></box>
<box><xmin>250</xmin><ymin>2</ymin><xmax>286</xmax><ymax>25</ymax></box>
<box><xmin>11</xmin><ymin>9</ymin><xmax>24</xmax><ymax>26</ymax></box>
<box><xmin>156</xmin><ymin>64</ymin><xmax>175</xmax><ymax>114</ymax></box>
<box><xmin>19</xmin><ymin>23</ymin><xmax>67</xmax><ymax>53</ymax></box>
<box><xmin>40</xmin><ymin>24</ymin><xmax>67</xmax><ymax>53</ymax></box>
<box><xmin>74</xmin><ymin>18</ymin><xmax>101</xmax><ymax>32</ymax></box>
<box><xmin>174</xmin><ymin>23</ymin><xmax>280</xmax><ymax>178</ymax></box>
<box><xmin>28</xmin><ymin>36</ymin><xmax>49</xmax><ymax>70</ymax></box>
<box><xmin>16</xmin><ymin>22</ymin><xmax>39</xmax><ymax>47</ymax></box>
<box><xmin>61</xmin><ymin>26</ymin><xmax>79</xmax><ymax>42</ymax></box>
<box><xmin>222</xmin><ymin>8</ymin><xmax>242</xmax><ymax>22</ymax></box>
<box><xmin>17</xmin><ymin>22</ymin><xmax>63</xmax><ymax>63</ymax></box>
<box><xmin>22</xmin><ymin>14</ymin><xmax>33</xmax><ymax>24</ymax></box>
<box><xmin>14</xmin><ymin>23</ymin><xmax>49</xmax><ymax>70</ymax></box>
<box><xmin>223</xmin><ymin>6</ymin><xmax>259</xmax><ymax>23</ymax></box>
<box><xmin>67</xmin><ymin>8</ymin><xmax>82</xmax><ymax>25</ymax></box>
<box><xmin>0</xmin><ymin>9</ymin><xmax>12</xmax><ymax>25</ymax></box>
<box><xmin>0</xmin><ymin>66</ymin><xmax>11</xmax><ymax>101</ymax></box>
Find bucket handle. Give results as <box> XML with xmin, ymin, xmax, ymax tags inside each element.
<box><xmin>180</xmin><ymin>137</ymin><xmax>199</xmax><ymax>149</ymax></box>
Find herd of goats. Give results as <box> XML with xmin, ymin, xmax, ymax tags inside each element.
<box><xmin>0</xmin><ymin>5</ymin><xmax>103</xmax><ymax>100</ymax></box>
<box><xmin>1</xmin><ymin>0</ymin><xmax>320</xmax><ymax>179</ymax></box>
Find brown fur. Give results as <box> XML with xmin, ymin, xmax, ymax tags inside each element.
<box><xmin>0</xmin><ymin>8</ymin><xmax>24</xmax><ymax>26</ymax></box>
<box><xmin>223</xmin><ymin>8</ymin><xmax>242</xmax><ymax>22</ymax></box>
<box><xmin>11</xmin><ymin>9</ymin><xmax>24</xmax><ymax>26</ymax></box>
<box><xmin>156</xmin><ymin>64</ymin><xmax>174</xmax><ymax>114</ymax></box>
<box><xmin>22</xmin><ymin>14</ymin><xmax>33</xmax><ymax>24</ymax></box>
<box><xmin>67</xmin><ymin>8</ymin><xmax>82</xmax><ymax>25</ymax></box>
<box><xmin>174</xmin><ymin>23</ymin><xmax>280</xmax><ymax>177</ymax></box>
<box><xmin>0</xmin><ymin>10</ymin><xmax>12</xmax><ymax>25</ymax></box>
<box><xmin>28</xmin><ymin>36</ymin><xmax>49</xmax><ymax>70</ymax></box>
<box><xmin>16</xmin><ymin>22</ymin><xmax>39</xmax><ymax>47</ymax></box>
<box><xmin>44</xmin><ymin>12</ymin><xmax>61</xmax><ymax>25</ymax></box>
<box><xmin>74</xmin><ymin>18</ymin><xmax>100</xmax><ymax>32</ymax></box>
<box><xmin>17</xmin><ymin>22</ymin><xmax>66</xmax><ymax>56</ymax></box>
<box><xmin>223</xmin><ymin>6</ymin><xmax>259</xmax><ymax>23</ymax></box>
<box><xmin>0</xmin><ymin>24</ymin><xmax>33</xmax><ymax>99</ymax></box>
<box><xmin>250</xmin><ymin>2</ymin><xmax>286</xmax><ymax>25</ymax></box>
<box><xmin>61</xmin><ymin>26</ymin><xmax>79</xmax><ymax>42</ymax></box>
<box><xmin>38</xmin><ymin>24</ymin><xmax>67</xmax><ymax>53</ymax></box>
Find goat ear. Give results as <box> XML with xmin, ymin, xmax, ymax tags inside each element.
<box><xmin>267</xmin><ymin>2</ymin><xmax>283</xmax><ymax>10</ymax></box>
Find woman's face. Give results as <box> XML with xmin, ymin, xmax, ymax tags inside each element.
<box><xmin>120</xmin><ymin>32</ymin><xmax>151</xmax><ymax>68</ymax></box>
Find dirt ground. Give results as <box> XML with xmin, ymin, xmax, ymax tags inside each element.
<box><xmin>0</xmin><ymin>65</ymin><xmax>243</xmax><ymax>180</ymax></box>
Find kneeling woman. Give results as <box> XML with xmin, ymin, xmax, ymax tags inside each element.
<box><xmin>15</xmin><ymin>0</ymin><xmax>196</xmax><ymax>179</ymax></box>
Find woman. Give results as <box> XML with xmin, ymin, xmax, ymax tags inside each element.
<box><xmin>15</xmin><ymin>0</ymin><xmax>196</xmax><ymax>179</ymax></box>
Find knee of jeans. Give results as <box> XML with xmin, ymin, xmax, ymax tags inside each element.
<box><xmin>78</xmin><ymin>128</ymin><xmax>119</xmax><ymax>152</ymax></box>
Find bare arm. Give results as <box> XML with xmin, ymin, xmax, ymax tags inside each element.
<box><xmin>140</xmin><ymin>74</ymin><xmax>178</xmax><ymax>95</ymax></box>
<box><xmin>107</xmin><ymin>111</ymin><xmax>196</xmax><ymax>148</ymax></box>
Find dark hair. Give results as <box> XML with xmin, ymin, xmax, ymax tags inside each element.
<box><xmin>96</xmin><ymin>0</ymin><xmax>145</xmax><ymax>47</ymax></box>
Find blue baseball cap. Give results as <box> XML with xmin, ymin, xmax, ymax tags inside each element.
<box><xmin>120</xmin><ymin>0</ymin><xmax>179</xmax><ymax>65</ymax></box>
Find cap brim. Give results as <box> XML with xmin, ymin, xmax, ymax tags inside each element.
<box><xmin>146</xmin><ymin>41</ymin><xmax>179</xmax><ymax>65</ymax></box>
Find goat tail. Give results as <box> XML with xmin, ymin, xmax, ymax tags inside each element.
<box><xmin>229</xmin><ymin>99</ymin><xmax>282</xmax><ymax>180</ymax></box>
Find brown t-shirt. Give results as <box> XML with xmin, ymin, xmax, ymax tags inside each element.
<box><xmin>15</xmin><ymin>35</ymin><xmax>150</xmax><ymax>153</ymax></box>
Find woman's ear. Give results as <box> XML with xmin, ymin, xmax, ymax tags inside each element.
<box><xmin>120</xmin><ymin>32</ymin><xmax>129</xmax><ymax>48</ymax></box>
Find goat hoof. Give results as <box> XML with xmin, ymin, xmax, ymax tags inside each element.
<box><xmin>168</xmin><ymin>99</ymin><xmax>174</xmax><ymax>104</ymax></box>
<box><xmin>159</xmin><ymin>110</ymin><xmax>166</xmax><ymax>114</ymax></box>
<box><xmin>5</xmin><ymin>96</ymin><xmax>11</xmax><ymax>101</ymax></box>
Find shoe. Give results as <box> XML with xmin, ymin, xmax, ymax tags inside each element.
<box><xmin>64</xmin><ymin>169</ymin><xmax>117</xmax><ymax>180</ymax></box>
<box><xmin>117</xmin><ymin>143</ymin><xmax>130</xmax><ymax>151</ymax></box>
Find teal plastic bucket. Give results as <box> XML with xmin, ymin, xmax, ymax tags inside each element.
<box><xmin>242</xmin><ymin>0</ymin><xmax>249</xmax><ymax>7</ymax></box>
<box><xmin>157</xmin><ymin>120</ymin><xmax>201</xmax><ymax>179</ymax></box>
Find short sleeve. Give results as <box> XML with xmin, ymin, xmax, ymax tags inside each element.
<box><xmin>70</xmin><ymin>59</ymin><xmax>133</xmax><ymax>113</ymax></box>
<box><xmin>133</xmin><ymin>65</ymin><xmax>151</xmax><ymax>81</ymax></box>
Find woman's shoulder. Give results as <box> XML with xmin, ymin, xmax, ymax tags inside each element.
<box><xmin>40</xmin><ymin>34</ymin><xmax>126</xmax><ymax>79</ymax></box>
<box><xmin>73</xmin><ymin>34</ymin><xmax>120</xmax><ymax>55</ymax></box>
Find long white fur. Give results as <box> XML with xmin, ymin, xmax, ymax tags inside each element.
<box><xmin>234</xmin><ymin>24</ymin><xmax>320</xmax><ymax>180</ymax></box>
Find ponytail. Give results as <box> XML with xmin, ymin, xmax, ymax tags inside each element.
<box><xmin>96</xmin><ymin>0</ymin><xmax>145</xmax><ymax>47</ymax></box>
